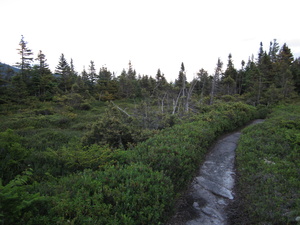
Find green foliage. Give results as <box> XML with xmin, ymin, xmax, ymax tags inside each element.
<box><xmin>233</xmin><ymin>104</ymin><xmax>300</xmax><ymax>224</ymax></box>
<box><xmin>130</xmin><ymin>102</ymin><xmax>258</xmax><ymax>191</ymax></box>
<box><xmin>82</xmin><ymin>105</ymin><xmax>157</xmax><ymax>149</ymax></box>
<box><xmin>0</xmin><ymin>169</ymin><xmax>49</xmax><ymax>225</ymax></box>
<box><xmin>32</xmin><ymin>164</ymin><xmax>173</xmax><ymax>225</ymax></box>
<box><xmin>0</xmin><ymin>101</ymin><xmax>261</xmax><ymax>224</ymax></box>
<box><xmin>0</xmin><ymin>129</ymin><xmax>32</xmax><ymax>184</ymax></box>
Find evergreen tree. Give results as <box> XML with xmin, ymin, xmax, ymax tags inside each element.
<box><xmin>99</xmin><ymin>66</ymin><xmax>112</xmax><ymax>82</ymax></box>
<box><xmin>257</xmin><ymin>51</ymin><xmax>273</xmax><ymax>89</ymax></box>
<box><xmin>173</xmin><ymin>63</ymin><xmax>188</xmax><ymax>113</ymax></box>
<box><xmin>237</xmin><ymin>60</ymin><xmax>246</xmax><ymax>95</ymax></box>
<box><xmin>88</xmin><ymin>60</ymin><xmax>97</xmax><ymax>86</ymax></box>
<box><xmin>222</xmin><ymin>53</ymin><xmax>237</xmax><ymax>95</ymax></box>
<box><xmin>81</xmin><ymin>67</ymin><xmax>89</xmax><ymax>85</ymax></box>
<box><xmin>36</xmin><ymin>50</ymin><xmax>49</xmax><ymax>73</ymax></box>
<box><xmin>96</xmin><ymin>66</ymin><xmax>117</xmax><ymax>101</ymax></box>
<box><xmin>276</xmin><ymin>43</ymin><xmax>294</xmax><ymax>97</ymax></box>
<box><xmin>291</xmin><ymin>57</ymin><xmax>300</xmax><ymax>93</ymax></box>
<box><xmin>117</xmin><ymin>62</ymin><xmax>139</xmax><ymax>98</ymax></box>
<box><xmin>268</xmin><ymin>39</ymin><xmax>280</xmax><ymax>63</ymax></box>
<box><xmin>196</xmin><ymin>68</ymin><xmax>210</xmax><ymax>103</ymax></box>
<box><xmin>55</xmin><ymin>54</ymin><xmax>72</xmax><ymax>92</ymax></box>
<box><xmin>175</xmin><ymin>62</ymin><xmax>187</xmax><ymax>91</ymax></box>
<box><xmin>257</xmin><ymin>42</ymin><xmax>264</xmax><ymax>65</ymax></box>
<box><xmin>244</xmin><ymin>59</ymin><xmax>263</xmax><ymax>105</ymax></box>
<box><xmin>210</xmin><ymin>58</ymin><xmax>223</xmax><ymax>105</ymax></box>
<box><xmin>127</xmin><ymin>61</ymin><xmax>136</xmax><ymax>80</ymax></box>
<box><xmin>15</xmin><ymin>35</ymin><xmax>33</xmax><ymax>82</ymax></box>
<box><xmin>32</xmin><ymin>50</ymin><xmax>55</xmax><ymax>99</ymax></box>
<box><xmin>70</xmin><ymin>59</ymin><xmax>78</xmax><ymax>79</ymax></box>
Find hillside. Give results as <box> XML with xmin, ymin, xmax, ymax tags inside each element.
<box><xmin>0</xmin><ymin>62</ymin><xmax>20</xmax><ymax>76</ymax></box>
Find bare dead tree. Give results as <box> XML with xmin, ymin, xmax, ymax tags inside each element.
<box><xmin>110</xmin><ymin>101</ymin><xmax>131</xmax><ymax>117</ymax></box>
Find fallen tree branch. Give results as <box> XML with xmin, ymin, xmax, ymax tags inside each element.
<box><xmin>110</xmin><ymin>101</ymin><xmax>131</xmax><ymax>117</ymax></box>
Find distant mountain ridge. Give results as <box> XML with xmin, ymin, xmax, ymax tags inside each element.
<box><xmin>0</xmin><ymin>62</ymin><xmax>20</xmax><ymax>78</ymax></box>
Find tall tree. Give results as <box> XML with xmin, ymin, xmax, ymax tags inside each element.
<box><xmin>96</xmin><ymin>66</ymin><xmax>117</xmax><ymax>101</ymax></box>
<box><xmin>36</xmin><ymin>50</ymin><xmax>49</xmax><ymax>73</ymax></box>
<box><xmin>257</xmin><ymin>42</ymin><xmax>264</xmax><ymax>65</ymax></box>
<box><xmin>15</xmin><ymin>35</ymin><xmax>33</xmax><ymax>82</ymax></box>
<box><xmin>173</xmin><ymin>63</ymin><xmax>187</xmax><ymax>114</ymax></box>
<box><xmin>237</xmin><ymin>60</ymin><xmax>246</xmax><ymax>95</ymax></box>
<box><xmin>244</xmin><ymin>59</ymin><xmax>263</xmax><ymax>105</ymax></box>
<box><xmin>210</xmin><ymin>58</ymin><xmax>223</xmax><ymax>105</ymax></box>
<box><xmin>117</xmin><ymin>62</ymin><xmax>139</xmax><ymax>98</ymax></box>
<box><xmin>291</xmin><ymin>57</ymin><xmax>300</xmax><ymax>93</ymax></box>
<box><xmin>88</xmin><ymin>60</ymin><xmax>97</xmax><ymax>87</ymax></box>
<box><xmin>197</xmin><ymin>68</ymin><xmax>210</xmax><ymax>103</ymax></box>
<box><xmin>55</xmin><ymin>54</ymin><xmax>72</xmax><ymax>92</ymax></box>
<box><xmin>222</xmin><ymin>53</ymin><xmax>237</xmax><ymax>95</ymax></box>
<box><xmin>175</xmin><ymin>62</ymin><xmax>187</xmax><ymax>92</ymax></box>
<box><xmin>268</xmin><ymin>39</ymin><xmax>280</xmax><ymax>63</ymax></box>
<box><xmin>70</xmin><ymin>59</ymin><xmax>78</xmax><ymax>78</ymax></box>
<box><xmin>276</xmin><ymin>43</ymin><xmax>294</xmax><ymax>97</ymax></box>
<box><xmin>127</xmin><ymin>61</ymin><xmax>136</xmax><ymax>80</ymax></box>
<box><xmin>29</xmin><ymin>50</ymin><xmax>54</xmax><ymax>98</ymax></box>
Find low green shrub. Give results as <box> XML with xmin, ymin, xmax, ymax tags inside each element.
<box><xmin>0</xmin><ymin>169</ymin><xmax>49</xmax><ymax>225</ymax></box>
<box><xmin>0</xmin><ymin>129</ymin><xmax>32</xmax><ymax>184</ymax></box>
<box><xmin>130</xmin><ymin>102</ymin><xmax>259</xmax><ymax>191</ymax></box>
<box><xmin>233</xmin><ymin>104</ymin><xmax>300</xmax><ymax>224</ymax></box>
<box><xmin>29</xmin><ymin>164</ymin><xmax>173</xmax><ymax>225</ymax></box>
<box><xmin>0</xmin><ymin>102</ymin><xmax>262</xmax><ymax>224</ymax></box>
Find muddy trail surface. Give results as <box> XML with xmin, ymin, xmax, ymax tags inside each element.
<box><xmin>166</xmin><ymin>119</ymin><xmax>264</xmax><ymax>225</ymax></box>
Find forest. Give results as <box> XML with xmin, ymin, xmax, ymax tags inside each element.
<box><xmin>0</xmin><ymin>36</ymin><xmax>299</xmax><ymax>224</ymax></box>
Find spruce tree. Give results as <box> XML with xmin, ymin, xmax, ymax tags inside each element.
<box><xmin>15</xmin><ymin>35</ymin><xmax>33</xmax><ymax>82</ymax></box>
<box><xmin>268</xmin><ymin>39</ymin><xmax>280</xmax><ymax>63</ymax></box>
<box><xmin>197</xmin><ymin>68</ymin><xmax>210</xmax><ymax>103</ymax></box>
<box><xmin>210</xmin><ymin>58</ymin><xmax>223</xmax><ymax>105</ymax></box>
<box><xmin>55</xmin><ymin>54</ymin><xmax>72</xmax><ymax>92</ymax></box>
<box><xmin>33</xmin><ymin>50</ymin><xmax>55</xmax><ymax>99</ymax></box>
<box><xmin>223</xmin><ymin>54</ymin><xmax>237</xmax><ymax>95</ymax></box>
<box><xmin>88</xmin><ymin>60</ymin><xmax>97</xmax><ymax>86</ymax></box>
<box><xmin>277</xmin><ymin>44</ymin><xmax>294</xmax><ymax>97</ymax></box>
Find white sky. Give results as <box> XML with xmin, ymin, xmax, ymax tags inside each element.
<box><xmin>1</xmin><ymin>0</ymin><xmax>300</xmax><ymax>81</ymax></box>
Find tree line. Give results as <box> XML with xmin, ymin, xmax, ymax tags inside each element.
<box><xmin>1</xmin><ymin>36</ymin><xmax>300</xmax><ymax>110</ymax></box>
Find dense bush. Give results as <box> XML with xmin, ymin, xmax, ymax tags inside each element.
<box><xmin>129</xmin><ymin>102</ymin><xmax>259</xmax><ymax>191</ymax></box>
<box><xmin>232</xmin><ymin>104</ymin><xmax>300</xmax><ymax>224</ymax></box>
<box><xmin>0</xmin><ymin>102</ymin><xmax>263</xmax><ymax>224</ymax></box>
<box><xmin>0</xmin><ymin>129</ymin><xmax>32</xmax><ymax>184</ymax></box>
<box><xmin>19</xmin><ymin>164</ymin><xmax>174</xmax><ymax>225</ymax></box>
<box><xmin>0</xmin><ymin>169</ymin><xmax>47</xmax><ymax>225</ymax></box>
<box><xmin>82</xmin><ymin>106</ymin><xmax>157</xmax><ymax>149</ymax></box>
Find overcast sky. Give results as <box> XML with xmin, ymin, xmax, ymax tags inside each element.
<box><xmin>1</xmin><ymin>0</ymin><xmax>299</xmax><ymax>81</ymax></box>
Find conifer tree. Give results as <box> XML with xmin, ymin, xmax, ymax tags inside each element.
<box><xmin>175</xmin><ymin>62</ymin><xmax>187</xmax><ymax>92</ymax></box>
<box><xmin>268</xmin><ymin>39</ymin><xmax>280</xmax><ymax>63</ymax></box>
<box><xmin>291</xmin><ymin>57</ymin><xmax>300</xmax><ymax>93</ymax></box>
<box><xmin>70</xmin><ymin>59</ymin><xmax>78</xmax><ymax>78</ymax></box>
<box><xmin>127</xmin><ymin>61</ymin><xmax>136</xmax><ymax>80</ymax></box>
<box><xmin>33</xmin><ymin>50</ymin><xmax>55</xmax><ymax>99</ymax></box>
<box><xmin>277</xmin><ymin>43</ymin><xmax>294</xmax><ymax>97</ymax></box>
<box><xmin>197</xmin><ymin>68</ymin><xmax>210</xmax><ymax>103</ymax></box>
<box><xmin>55</xmin><ymin>53</ymin><xmax>72</xmax><ymax>92</ymax></box>
<box><xmin>222</xmin><ymin>53</ymin><xmax>237</xmax><ymax>95</ymax></box>
<box><xmin>210</xmin><ymin>58</ymin><xmax>223</xmax><ymax>105</ymax></box>
<box><xmin>15</xmin><ymin>35</ymin><xmax>33</xmax><ymax>82</ymax></box>
<box><xmin>88</xmin><ymin>60</ymin><xmax>97</xmax><ymax>86</ymax></box>
<box><xmin>237</xmin><ymin>60</ymin><xmax>246</xmax><ymax>95</ymax></box>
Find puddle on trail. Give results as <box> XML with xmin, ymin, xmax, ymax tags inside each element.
<box><xmin>167</xmin><ymin>119</ymin><xmax>264</xmax><ymax>225</ymax></box>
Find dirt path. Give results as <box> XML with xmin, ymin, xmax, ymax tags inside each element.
<box><xmin>166</xmin><ymin>119</ymin><xmax>264</xmax><ymax>225</ymax></box>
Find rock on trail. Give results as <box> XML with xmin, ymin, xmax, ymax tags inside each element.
<box><xmin>167</xmin><ymin>119</ymin><xmax>264</xmax><ymax>225</ymax></box>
